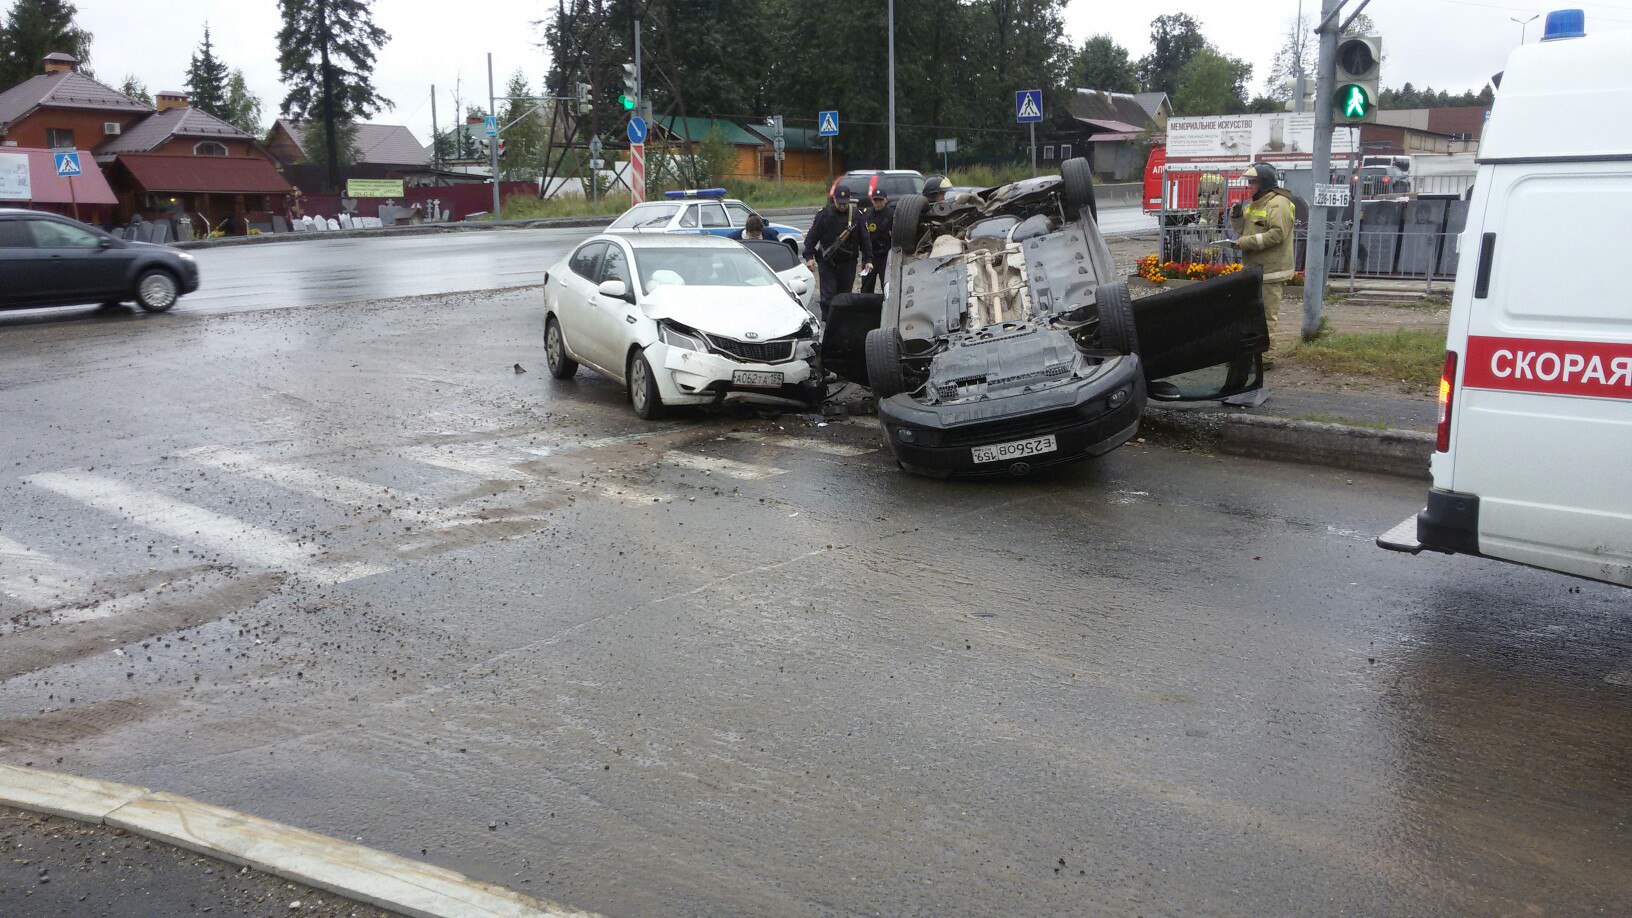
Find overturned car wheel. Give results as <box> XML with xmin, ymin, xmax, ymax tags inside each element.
<box><xmin>1061</xmin><ymin>157</ymin><xmax>1097</xmax><ymax>223</ymax></box>
<box><xmin>891</xmin><ymin>193</ymin><xmax>926</xmax><ymax>252</ymax></box>
<box><xmin>864</xmin><ymin>326</ymin><xmax>907</xmax><ymax>399</ymax></box>
<box><xmin>1094</xmin><ymin>282</ymin><xmax>1139</xmax><ymax>356</ymax></box>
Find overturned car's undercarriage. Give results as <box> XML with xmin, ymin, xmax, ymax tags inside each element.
<box><xmin>822</xmin><ymin>158</ymin><xmax>1269</xmax><ymax>478</ymax></box>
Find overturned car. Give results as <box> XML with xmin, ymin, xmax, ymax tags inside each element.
<box><xmin>822</xmin><ymin>158</ymin><xmax>1270</xmax><ymax>477</ymax></box>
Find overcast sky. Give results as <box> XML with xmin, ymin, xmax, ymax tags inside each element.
<box><xmin>66</xmin><ymin>0</ymin><xmax>1632</xmax><ymax>146</ymax></box>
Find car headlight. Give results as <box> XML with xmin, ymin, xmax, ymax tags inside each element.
<box><xmin>657</xmin><ymin>321</ymin><xmax>706</xmax><ymax>352</ymax></box>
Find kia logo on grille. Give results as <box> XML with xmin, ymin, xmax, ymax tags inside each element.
<box><xmin>745</xmin><ymin>332</ymin><xmax>759</xmax><ymax>339</ymax></box>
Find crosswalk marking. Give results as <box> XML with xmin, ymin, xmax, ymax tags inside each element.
<box><xmin>2</xmin><ymin>569</ymin><xmax>236</xmax><ymax>635</ymax></box>
<box><xmin>0</xmin><ymin>535</ymin><xmax>84</xmax><ymax>609</ymax></box>
<box><xmin>519</xmin><ymin>428</ymin><xmax>678</xmax><ymax>458</ymax></box>
<box><xmin>26</xmin><ymin>471</ymin><xmax>384</xmax><ymax>587</ymax></box>
<box><xmin>399</xmin><ymin>445</ymin><xmax>532</xmax><ymax>482</ymax></box>
<box><xmin>181</xmin><ymin>446</ymin><xmax>458</xmax><ymax>523</ymax></box>
<box><xmin>550</xmin><ymin>477</ymin><xmax>673</xmax><ymax>505</ymax></box>
<box><xmin>723</xmin><ymin>432</ymin><xmax>876</xmax><ymax>457</ymax></box>
<box><xmin>664</xmin><ymin>450</ymin><xmax>788</xmax><ymax>481</ymax></box>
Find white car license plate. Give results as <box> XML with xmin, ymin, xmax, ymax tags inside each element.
<box><xmin>732</xmin><ymin>370</ymin><xmax>784</xmax><ymax>389</ymax></box>
<box><xmin>972</xmin><ymin>434</ymin><xmax>1058</xmax><ymax>464</ymax></box>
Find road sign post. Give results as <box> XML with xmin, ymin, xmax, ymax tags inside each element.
<box><xmin>934</xmin><ymin>138</ymin><xmax>957</xmax><ymax>174</ymax></box>
<box><xmin>627</xmin><ymin>116</ymin><xmax>647</xmax><ymax>205</ymax></box>
<box><xmin>53</xmin><ymin>150</ymin><xmax>81</xmax><ymax>220</ymax></box>
<box><xmin>1016</xmin><ymin>90</ymin><xmax>1043</xmax><ymax>177</ymax></box>
<box><xmin>818</xmin><ymin>111</ymin><xmax>839</xmax><ymax>181</ymax></box>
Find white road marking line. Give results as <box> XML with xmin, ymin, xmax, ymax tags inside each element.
<box><xmin>724</xmin><ymin>432</ymin><xmax>876</xmax><ymax>457</ymax></box>
<box><xmin>181</xmin><ymin>446</ymin><xmax>460</xmax><ymax>524</ymax></box>
<box><xmin>1</xmin><ymin>569</ymin><xmax>237</xmax><ymax>636</ymax></box>
<box><xmin>519</xmin><ymin>428</ymin><xmax>678</xmax><ymax>458</ymax></box>
<box><xmin>663</xmin><ymin>450</ymin><xmax>787</xmax><ymax>481</ymax></box>
<box><xmin>400</xmin><ymin>445</ymin><xmax>532</xmax><ymax>482</ymax></box>
<box><xmin>26</xmin><ymin>471</ymin><xmax>383</xmax><ymax>587</ymax></box>
<box><xmin>0</xmin><ymin>535</ymin><xmax>84</xmax><ymax>608</ymax></box>
<box><xmin>548</xmin><ymin>478</ymin><xmax>673</xmax><ymax>505</ymax></box>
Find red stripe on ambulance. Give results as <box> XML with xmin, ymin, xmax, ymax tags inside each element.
<box><xmin>1463</xmin><ymin>335</ymin><xmax>1632</xmax><ymax>400</ymax></box>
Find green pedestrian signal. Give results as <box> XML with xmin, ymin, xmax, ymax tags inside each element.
<box><xmin>1336</xmin><ymin>83</ymin><xmax>1372</xmax><ymax>121</ymax></box>
<box><xmin>617</xmin><ymin>93</ymin><xmax>636</xmax><ymax>111</ymax></box>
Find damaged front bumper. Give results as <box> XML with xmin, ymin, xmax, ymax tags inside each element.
<box><xmin>878</xmin><ymin>354</ymin><xmax>1147</xmax><ymax>477</ymax></box>
<box><xmin>654</xmin><ymin>342</ymin><xmax>821</xmax><ymax>408</ymax></box>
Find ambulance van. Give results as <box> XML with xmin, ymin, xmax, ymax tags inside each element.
<box><xmin>1379</xmin><ymin>11</ymin><xmax>1632</xmax><ymax>587</ymax></box>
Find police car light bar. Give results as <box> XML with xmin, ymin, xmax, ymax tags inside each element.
<box><xmin>662</xmin><ymin>188</ymin><xmax>728</xmax><ymax>199</ymax></box>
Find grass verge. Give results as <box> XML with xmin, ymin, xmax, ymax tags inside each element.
<box><xmin>1288</xmin><ymin>328</ymin><xmax>1445</xmax><ymax>394</ymax></box>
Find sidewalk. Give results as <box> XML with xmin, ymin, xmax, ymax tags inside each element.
<box><xmin>3</xmin><ymin>805</ymin><xmax>396</xmax><ymax>917</ymax></box>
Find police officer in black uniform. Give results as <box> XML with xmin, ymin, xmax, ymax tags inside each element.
<box><xmin>859</xmin><ymin>187</ymin><xmax>893</xmax><ymax>294</ymax></box>
<box><xmin>802</xmin><ymin>186</ymin><xmax>872</xmax><ymax>307</ymax></box>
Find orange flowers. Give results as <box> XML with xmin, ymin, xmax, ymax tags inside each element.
<box><xmin>1137</xmin><ymin>254</ymin><xmax>1243</xmax><ymax>285</ymax></box>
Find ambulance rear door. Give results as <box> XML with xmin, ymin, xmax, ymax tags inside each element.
<box><xmin>1450</xmin><ymin>159</ymin><xmax>1632</xmax><ymax>584</ymax></box>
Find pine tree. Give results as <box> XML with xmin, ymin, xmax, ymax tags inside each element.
<box><xmin>276</xmin><ymin>0</ymin><xmax>391</xmax><ymax>192</ymax></box>
<box><xmin>0</xmin><ymin>0</ymin><xmax>93</xmax><ymax>89</ymax></box>
<box><xmin>185</xmin><ymin>24</ymin><xmax>230</xmax><ymax>118</ymax></box>
<box><xmin>119</xmin><ymin>74</ymin><xmax>152</xmax><ymax>107</ymax></box>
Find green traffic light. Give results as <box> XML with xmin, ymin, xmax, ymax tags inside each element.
<box><xmin>618</xmin><ymin>94</ymin><xmax>635</xmax><ymax>111</ymax></box>
<box><xmin>1335</xmin><ymin>84</ymin><xmax>1371</xmax><ymax>120</ymax></box>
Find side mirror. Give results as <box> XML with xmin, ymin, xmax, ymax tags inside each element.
<box><xmin>789</xmin><ymin>278</ymin><xmax>809</xmax><ymax>296</ymax></box>
<box><xmin>597</xmin><ymin>278</ymin><xmax>630</xmax><ymax>300</ymax></box>
<box><xmin>98</xmin><ymin>236</ymin><xmax>114</xmax><ymax>249</ymax></box>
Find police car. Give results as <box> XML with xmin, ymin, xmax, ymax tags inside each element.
<box><xmin>606</xmin><ymin>188</ymin><xmax>804</xmax><ymax>253</ymax></box>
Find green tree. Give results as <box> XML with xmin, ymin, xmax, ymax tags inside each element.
<box><xmin>119</xmin><ymin>74</ymin><xmax>152</xmax><ymax>107</ymax></box>
<box><xmin>1263</xmin><ymin>16</ymin><xmax>1313</xmax><ymax>102</ymax></box>
<box><xmin>499</xmin><ymin>70</ymin><xmax>547</xmax><ymax>181</ymax></box>
<box><xmin>1172</xmin><ymin>46</ymin><xmax>1253</xmax><ymax>116</ymax></box>
<box><xmin>1074</xmin><ymin>34</ymin><xmax>1136</xmax><ymax>93</ymax></box>
<box><xmin>276</xmin><ymin>0</ymin><xmax>392</xmax><ymax>192</ymax></box>
<box><xmin>300</xmin><ymin>118</ymin><xmax>358</xmax><ymax>167</ymax></box>
<box><xmin>222</xmin><ymin>69</ymin><xmax>264</xmax><ymax>135</ymax></box>
<box><xmin>185</xmin><ymin>24</ymin><xmax>230</xmax><ymax>118</ymax></box>
<box><xmin>0</xmin><ymin>0</ymin><xmax>92</xmax><ymax>89</ymax></box>
<box><xmin>1137</xmin><ymin>13</ymin><xmax>1205</xmax><ymax>97</ymax></box>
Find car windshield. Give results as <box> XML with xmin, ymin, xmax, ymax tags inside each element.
<box><xmin>739</xmin><ymin>240</ymin><xmax>797</xmax><ymax>272</ymax></box>
<box><xmin>875</xmin><ymin>174</ymin><xmax>925</xmax><ymax>197</ymax></box>
<box><xmin>609</xmin><ymin>204</ymin><xmax>681</xmax><ymax>230</ymax></box>
<box><xmin>636</xmin><ymin>246</ymin><xmax>782</xmax><ymax>294</ymax></box>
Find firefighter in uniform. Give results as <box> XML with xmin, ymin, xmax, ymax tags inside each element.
<box><xmin>803</xmin><ymin>186</ymin><xmax>873</xmax><ymax>308</ymax></box>
<box><xmin>859</xmin><ymin>188</ymin><xmax>893</xmax><ymax>294</ymax></box>
<box><xmin>1230</xmin><ymin>162</ymin><xmax>1297</xmax><ymax>354</ymax></box>
<box><xmin>922</xmin><ymin>175</ymin><xmax>948</xmax><ymax>204</ymax></box>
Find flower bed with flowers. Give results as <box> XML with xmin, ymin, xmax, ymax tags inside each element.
<box><xmin>1135</xmin><ymin>255</ymin><xmax>1244</xmax><ymax>285</ymax></box>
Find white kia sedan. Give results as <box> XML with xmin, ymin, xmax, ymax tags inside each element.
<box><xmin>543</xmin><ymin>234</ymin><xmax>822</xmax><ymax>418</ymax></box>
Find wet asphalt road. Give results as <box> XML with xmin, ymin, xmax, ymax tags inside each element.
<box><xmin>1</xmin><ymin>286</ymin><xmax>1629</xmax><ymax>916</ymax></box>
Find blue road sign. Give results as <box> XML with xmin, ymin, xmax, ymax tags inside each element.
<box><xmin>483</xmin><ymin>115</ymin><xmax>498</xmax><ymax>137</ymax></box>
<box><xmin>818</xmin><ymin>110</ymin><xmax>839</xmax><ymax>137</ymax></box>
<box><xmin>53</xmin><ymin>151</ymin><xmax>82</xmax><ymax>177</ymax></box>
<box><xmin>627</xmin><ymin>116</ymin><xmax>647</xmax><ymax>145</ymax></box>
<box><xmin>1015</xmin><ymin>90</ymin><xmax>1043</xmax><ymax>123</ymax></box>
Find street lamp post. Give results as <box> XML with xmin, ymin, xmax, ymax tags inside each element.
<box><xmin>887</xmin><ymin>0</ymin><xmax>897</xmax><ymax>168</ymax></box>
<box><xmin>1511</xmin><ymin>14</ymin><xmax>1539</xmax><ymax>43</ymax></box>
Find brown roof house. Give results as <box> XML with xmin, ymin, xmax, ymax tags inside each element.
<box><xmin>267</xmin><ymin>118</ymin><xmax>433</xmax><ymax>189</ymax></box>
<box><xmin>0</xmin><ymin>53</ymin><xmax>291</xmax><ymax>233</ymax></box>
<box><xmin>1042</xmin><ymin>89</ymin><xmax>1169</xmax><ymax>181</ymax></box>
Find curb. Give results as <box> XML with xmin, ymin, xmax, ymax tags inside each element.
<box><xmin>1143</xmin><ymin>406</ymin><xmax>1432</xmax><ymax>480</ymax></box>
<box><xmin>0</xmin><ymin>763</ymin><xmax>599</xmax><ymax>918</ymax></box>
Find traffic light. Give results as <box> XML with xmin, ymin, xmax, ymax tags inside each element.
<box><xmin>764</xmin><ymin>115</ymin><xmax>784</xmax><ymax>136</ymax></box>
<box><xmin>497</xmin><ymin>138</ymin><xmax>507</xmax><ymax>159</ymax></box>
<box><xmin>575</xmin><ymin>82</ymin><xmax>592</xmax><ymax>116</ymax></box>
<box><xmin>1333</xmin><ymin>34</ymin><xmax>1381</xmax><ymax>124</ymax></box>
<box><xmin>618</xmin><ymin>63</ymin><xmax>637</xmax><ymax>111</ymax></box>
<box><xmin>478</xmin><ymin>137</ymin><xmax>491</xmax><ymax>157</ymax></box>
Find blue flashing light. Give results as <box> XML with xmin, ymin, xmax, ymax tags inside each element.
<box><xmin>661</xmin><ymin>187</ymin><xmax>728</xmax><ymax>200</ymax></box>
<box><xmin>1542</xmin><ymin>9</ymin><xmax>1585</xmax><ymax>40</ymax></box>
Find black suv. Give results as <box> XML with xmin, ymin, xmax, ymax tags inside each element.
<box><xmin>0</xmin><ymin>209</ymin><xmax>200</xmax><ymax>313</ymax></box>
<box><xmin>822</xmin><ymin>159</ymin><xmax>1269</xmax><ymax>478</ymax></box>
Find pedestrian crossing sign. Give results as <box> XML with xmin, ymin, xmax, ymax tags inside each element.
<box><xmin>53</xmin><ymin>151</ymin><xmax>81</xmax><ymax>177</ymax></box>
<box><xmin>818</xmin><ymin>110</ymin><xmax>839</xmax><ymax>137</ymax></box>
<box><xmin>1015</xmin><ymin>90</ymin><xmax>1043</xmax><ymax>123</ymax></box>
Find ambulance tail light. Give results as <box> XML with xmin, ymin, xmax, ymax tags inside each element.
<box><xmin>1436</xmin><ymin>351</ymin><xmax>1458</xmax><ymax>452</ymax></box>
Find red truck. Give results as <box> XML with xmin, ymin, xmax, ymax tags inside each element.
<box><xmin>1141</xmin><ymin>144</ymin><xmax>1253</xmax><ymax>222</ymax></box>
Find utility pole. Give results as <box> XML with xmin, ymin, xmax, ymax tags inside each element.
<box><xmin>887</xmin><ymin>0</ymin><xmax>897</xmax><ymax>168</ymax></box>
<box><xmin>634</xmin><ymin>20</ymin><xmax>642</xmax><ymax>115</ymax></box>
<box><xmin>1294</xmin><ymin>0</ymin><xmax>1306</xmax><ymax>112</ymax></box>
<box><xmin>430</xmin><ymin>85</ymin><xmax>439</xmax><ymax>174</ymax></box>
<box><xmin>489</xmin><ymin>53</ymin><xmax>500</xmax><ymax>220</ymax></box>
<box><xmin>1303</xmin><ymin>0</ymin><xmax>1343</xmax><ymax>340</ymax></box>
